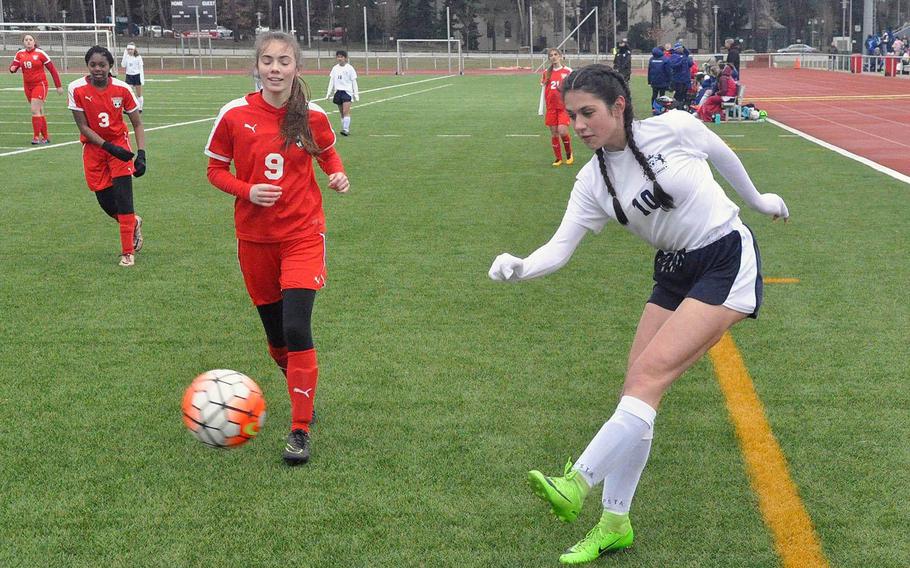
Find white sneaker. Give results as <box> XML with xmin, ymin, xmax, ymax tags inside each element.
<box><xmin>119</xmin><ymin>253</ymin><xmax>135</xmax><ymax>267</ymax></box>
<box><xmin>133</xmin><ymin>216</ymin><xmax>143</xmax><ymax>253</ymax></box>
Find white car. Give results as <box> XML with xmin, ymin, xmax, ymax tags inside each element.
<box><xmin>777</xmin><ymin>43</ymin><xmax>818</xmax><ymax>53</ymax></box>
<box><xmin>213</xmin><ymin>25</ymin><xmax>233</xmax><ymax>39</ymax></box>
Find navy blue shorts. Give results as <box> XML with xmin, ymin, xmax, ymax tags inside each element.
<box><xmin>648</xmin><ymin>226</ymin><xmax>763</xmax><ymax>318</ymax></box>
<box><xmin>125</xmin><ymin>74</ymin><xmax>142</xmax><ymax>86</ymax></box>
<box><xmin>332</xmin><ymin>91</ymin><xmax>352</xmax><ymax>105</ymax></box>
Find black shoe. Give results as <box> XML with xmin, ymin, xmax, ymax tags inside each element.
<box><xmin>283</xmin><ymin>429</ymin><xmax>310</xmax><ymax>466</ymax></box>
<box><xmin>340</xmin><ymin>130</ymin><xmax>349</xmax><ymax>136</ymax></box>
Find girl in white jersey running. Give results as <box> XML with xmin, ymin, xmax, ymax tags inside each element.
<box><xmin>488</xmin><ymin>64</ymin><xmax>789</xmax><ymax>565</ymax></box>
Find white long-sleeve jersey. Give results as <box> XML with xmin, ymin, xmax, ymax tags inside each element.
<box><xmin>326</xmin><ymin>63</ymin><xmax>359</xmax><ymax>100</ymax></box>
<box><xmin>121</xmin><ymin>52</ymin><xmax>144</xmax><ymax>84</ymax></box>
<box><xmin>491</xmin><ymin>110</ymin><xmax>788</xmax><ymax>282</ymax></box>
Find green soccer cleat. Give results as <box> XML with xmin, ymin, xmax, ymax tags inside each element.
<box><xmin>527</xmin><ymin>460</ymin><xmax>589</xmax><ymax>523</ymax></box>
<box><xmin>559</xmin><ymin>511</ymin><xmax>634</xmax><ymax>565</ymax></box>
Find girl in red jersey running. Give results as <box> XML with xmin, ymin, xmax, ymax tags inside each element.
<box><xmin>541</xmin><ymin>48</ymin><xmax>573</xmax><ymax>167</ymax></box>
<box><xmin>205</xmin><ymin>31</ymin><xmax>350</xmax><ymax>466</ymax></box>
<box><xmin>8</xmin><ymin>34</ymin><xmax>63</xmax><ymax>144</ymax></box>
<box><xmin>68</xmin><ymin>46</ymin><xmax>147</xmax><ymax>268</ymax></box>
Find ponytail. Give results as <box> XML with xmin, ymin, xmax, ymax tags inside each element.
<box><xmin>281</xmin><ymin>77</ymin><xmax>319</xmax><ymax>154</ymax></box>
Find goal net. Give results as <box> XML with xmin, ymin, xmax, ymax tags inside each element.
<box><xmin>396</xmin><ymin>39</ymin><xmax>463</xmax><ymax>75</ymax></box>
<box><xmin>1</xmin><ymin>23</ymin><xmax>115</xmax><ymax>74</ymax></box>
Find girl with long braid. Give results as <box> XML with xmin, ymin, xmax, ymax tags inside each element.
<box><xmin>205</xmin><ymin>31</ymin><xmax>350</xmax><ymax>465</ymax></box>
<box><xmin>488</xmin><ymin>64</ymin><xmax>788</xmax><ymax>564</ymax></box>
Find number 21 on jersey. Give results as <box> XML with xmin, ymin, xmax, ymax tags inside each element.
<box><xmin>264</xmin><ymin>153</ymin><xmax>284</xmax><ymax>180</ymax></box>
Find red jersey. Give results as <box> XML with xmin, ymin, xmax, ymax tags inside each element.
<box><xmin>67</xmin><ymin>76</ymin><xmax>138</xmax><ymax>143</ymax></box>
<box><xmin>9</xmin><ymin>48</ymin><xmax>61</xmax><ymax>87</ymax></box>
<box><xmin>541</xmin><ymin>66</ymin><xmax>572</xmax><ymax>111</ymax></box>
<box><xmin>205</xmin><ymin>92</ymin><xmax>344</xmax><ymax>243</ymax></box>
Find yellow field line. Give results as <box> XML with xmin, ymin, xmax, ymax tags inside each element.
<box><xmin>749</xmin><ymin>94</ymin><xmax>910</xmax><ymax>103</ymax></box>
<box><xmin>766</xmin><ymin>277</ymin><xmax>801</xmax><ymax>284</ymax></box>
<box><xmin>709</xmin><ymin>333</ymin><xmax>829</xmax><ymax>568</ymax></box>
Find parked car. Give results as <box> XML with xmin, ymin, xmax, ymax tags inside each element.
<box><xmin>147</xmin><ymin>25</ymin><xmax>174</xmax><ymax>38</ymax></box>
<box><xmin>255</xmin><ymin>26</ymin><xmax>271</xmax><ymax>35</ymax></box>
<box><xmin>777</xmin><ymin>43</ymin><xmax>818</xmax><ymax>53</ymax></box>
<box><xmin>316</xmin><ymin>27</ymin><xmax>345</xmax><ymax>42</ymax></box>
<box><xmin>212</xmin><ymin>25</ymin><xmax>233</xmax><ymax>39</ymax></box>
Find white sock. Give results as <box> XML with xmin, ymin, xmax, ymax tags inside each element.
<box><xmin>601</xmin><ymin>431</ymin><xmax>652</xmax><ymax>514</ymax></box>
<box><xmin>138</xmin><ymin>96</ymin><xmax>144</xmax><ymax>110</ymax></box>
<box><xmin>573</xmin><ymin>396</ymin><xmax>656</xmax><ymax>488</ymax></box>
<box><xmin>342</xmin><ymin>116</ymin><xmax>351</xmax><ymax>131</ymax></box>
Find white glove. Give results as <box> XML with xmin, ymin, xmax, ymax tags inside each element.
<box><xmin>488</xmin><ymin>253</ymin><xmax>524</xmax><ymax>282</ymax></box>
<box><xmin>756</xmin><ymin>193</ymin><xmax>789</xmax><ymax>220</ymax></box>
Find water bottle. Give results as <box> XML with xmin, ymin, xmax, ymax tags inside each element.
<box><xmin>713</xmin><ymin>113</ymin><xmax>721</xmax><ymax>124</ymax></box>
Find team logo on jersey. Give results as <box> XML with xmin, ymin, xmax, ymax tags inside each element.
<box><xmin>112</xmin><ymin>97</ymin><xmax>123</xmax><ymax>108</ymax></box>
<box><xmin>244</xmin><ymin>123</ymin><xmax>257</xmax><ymax>133</ymax></box>
<box><xmin>646</xmin><ymin>153</ymin><xmax>669</xmax><ymax>176</ymax></box>
<box><xmin>32</xmin><ymin>55</ymin><xmax>39</xmax><ymax>60</ymax></box>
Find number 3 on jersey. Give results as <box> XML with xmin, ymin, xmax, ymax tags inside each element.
<box><xmin>98</xmin><ymin>112</ymin><xmax>110</xmax><ymax>128</ymax></box>
<box><xmin>264</xmin><ymin>153</ymin><xmax>284</xmax><ymax>180</ymax></box>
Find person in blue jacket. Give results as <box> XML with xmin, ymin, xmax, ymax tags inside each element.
<box><xmin>669</xmin><ymin>42</ymin><xmax>691</xmax><ymax>109</ymax></box>
<box><xmin>647</xmin><ymin>46</ymin><xmax>671</xmax><ymax>105</ymax></box>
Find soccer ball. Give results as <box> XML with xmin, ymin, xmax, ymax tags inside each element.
<box><xmin>181</xmin><ymin>369</ymin><xmax>267</xmax><ymax>448</ymax></box>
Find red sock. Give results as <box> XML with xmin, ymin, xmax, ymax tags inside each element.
<box><xmin>287</xmin><ymin>349</ymin><xmax>318</xmax><ymax>432</ymax></box>
<box><xmin>267</xmin><ymin>343</ymin><xmax>289</xmax><ymax>376</ymax></box>
<box><xmin>40</xmin><ymin>116</ymin><xmax>49</xmax><ymax>139</ymax></box>
<box><xmin>117</xmin><ymin>213</ymin><xmax>136</xmax><ymax>254</ymax></box>
<box><xmin>551</xmin><ymin>136</ymin><xmax>562</xmax><ymax>160</ymax></box>
<box><xmin>561</xmin><ymin>135</ymin><xmax>572</xmax><ymax>158</ymax></box>
<box><xmin>31</xmin><ymin>116</ymin><xmax>41</xmax><ymax>138</ymax></box>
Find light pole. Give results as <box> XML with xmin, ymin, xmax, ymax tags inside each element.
<box><xmin>841</xmin><ymin>0</ymin><xmax>847</xmax><ymax>38</ymax></box>
<box><xmin>612</xmin><ymin>0</ymin><xmax>617</xmax><ymax>52</ymax></box>
<box><xmin>306</xmin><ymin>0</ymin><xmax>311</xmax><ymax>47</ymax></box>
<box><xmin>713</xmin><ymin>5</ymin><xmax>719</xmax><ymax>53</ymax></box>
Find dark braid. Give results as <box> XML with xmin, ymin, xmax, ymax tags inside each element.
<box><xmin>563</xmin><ymin>64</ymin><xmax>675</xmax><ymax>223</ymax></box>
<box><xmin>595</xmin><ymin>148</ymin><xmax>629</xmax><ymax>225</ymax></box>
<box><xmin>615</xmin><ymin>75</ymin><xmax>675</xmax><ymax>211</ymax></box>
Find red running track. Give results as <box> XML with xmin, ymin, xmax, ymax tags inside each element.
<box><xmin>739</xmin><ymin>68</ymin><xmax>910</xmax><ymax>176</ymax></box>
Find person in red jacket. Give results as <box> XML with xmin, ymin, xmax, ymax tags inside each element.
<box><xmin>68</xmin><ymin>46</ymin><xmax>147</xmax><ymax>268</ymax></box>
<box><xmin>541</xmin><ymin>48</ymin><xmax>573</xmax><ymax>166</ymax></box>
<box><xmin>8</xmin><ymin>34</ymin><xmax>63</xmax><ymax>144</ymax></box>
<box><xmin>205</xmin><ymin>31</ymin><xmax>350</xmax><ymax>466</ymax></box>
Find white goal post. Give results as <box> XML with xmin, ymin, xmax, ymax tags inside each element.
<box><xmin>1</xmin><ymin>23</ymin><xmax>115</xmax><ymax>73</ymax></box>
<box><xmin>396</xmin><ymin>39</ymin><xmax>463</xmax><ymax>75</ymax></box>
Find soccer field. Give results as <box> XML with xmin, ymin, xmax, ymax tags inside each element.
<box><xmin>0</xmin><ymin>70</ymin><xmax>908</xmax><ymax>567</ymax></box>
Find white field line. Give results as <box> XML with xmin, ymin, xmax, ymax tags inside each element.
<box><xmin>0</xmin><ymin>76</ymin><xmax>456</xmax><ymax>158</ymax></box>
<box><xmin>766</xmin><ymin>117</ymin><xmax>910</xmax><ymax>185</ymax></box>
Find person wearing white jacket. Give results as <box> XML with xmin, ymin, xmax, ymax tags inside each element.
<box><xmin>121</xmin><ymin>43</ymin><xmax>144</xmax><ymax>111</ymax></box>
<box><xmin>325</xmin><ymin>50</ymin><xmax>359</xmax><ymax>135</ymax></box>
<box><xmin>488</xmin><ymin>64</ymin><xmax>789</xmax><ymax>565</ymax></box>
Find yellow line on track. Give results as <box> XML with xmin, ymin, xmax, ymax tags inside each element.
<box><xmin>749</xmin><ymin>93</ymin><xmax>910</xmax><ymax>103</ymax></box>
<box><xmin>765</xmin><ymin>277</ymin><xmax>801</xmax><ymax>284</ymax></box>
<box><xmin>709</xmin><ymin>333</ymin><xmax>829</xmax><ymax>568</ymax></box>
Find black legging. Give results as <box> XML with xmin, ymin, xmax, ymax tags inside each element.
<box><xmin>255</xmin><ymin>288</ymin><xmax>316</xmax><ymax>352</ymax></box>
<box><xmin>95</xmin><ymin>175</ymin><xmax>134</xmax><ymax>218</ymax></box>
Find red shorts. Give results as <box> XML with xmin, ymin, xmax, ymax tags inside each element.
<box><xmin>82</xmin><ymin>135</ymin><xmax>134</xmax><ymax>191</ymax></box>
<box><xmin>24</xmin><ymin>82</ymin><xmax>48</xmax><ymax>101</ymax></box>
<box><xmin>545</xmin><ymin>107</ymin><xmax>570</xmax><ymax>127</ymax></box>
<box><xmin>237</xmin><ymin>233</ymin><xmax>327</xmax><ymax>306</ymax></box>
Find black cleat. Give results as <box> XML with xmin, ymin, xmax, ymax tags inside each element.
<box><xmin>340</xmin><ymin>129</ymin><xmax>349</xmax><ymax>136</ymax></box>
<box><xmin>283</xmin><ymin>429</ymin><xmax>310</xmax><ymax>466</ymax></box>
